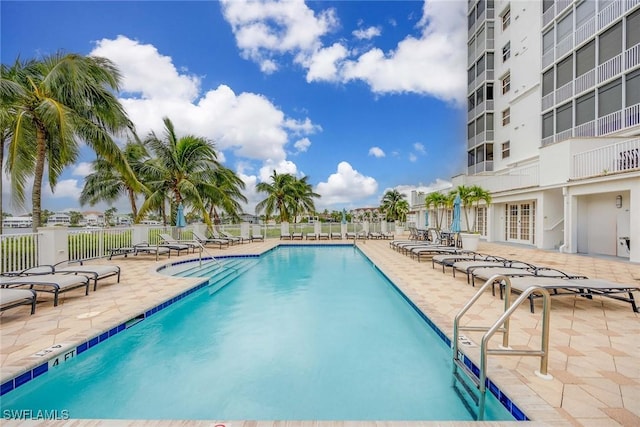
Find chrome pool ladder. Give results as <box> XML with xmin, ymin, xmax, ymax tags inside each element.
<box><xmin>452</xmin><ymin>275</ymin><xmax>552</xmax><ymax>420</ymax></box>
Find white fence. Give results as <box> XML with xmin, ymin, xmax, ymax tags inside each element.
<box><xmin>572</xmin><ymin>138</ymin><xmax>640</xmax><ymax>180</ymax></box>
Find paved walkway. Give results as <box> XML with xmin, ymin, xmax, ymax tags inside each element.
<box><xmin>1</xmin><ymin>237</ymin><xmax>639</xmax><ymax>426</ymax></box>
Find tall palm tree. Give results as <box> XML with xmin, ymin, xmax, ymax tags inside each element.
<box><xmin>469</xmin><ymin>185</ymin><xmax>492</xmax><ymax>232</ymax></box>
<box><xmin>3</xmin><ymin>53</ymin><xmax>140</xmax><ymax>231</ymax></box>
<box><xmin>380</xmin><ymin>189</ymin><xmax>407</xmax><ymax>222</ymax></box>
<box><xmin>289</xmin><ymin>175</ymin><xmax>320</xmax><ymax>222</ymax></box>
<box><xmin>138</xmin><ymin>117</ymin><xmax>221</xmax><ymax>226</ymax></box>
<box><xmin>79</xmin><ymin>138</ymin><xmax>149</xmax><ymax>221</ymax></box>
<box><xmin>424</xmin><ymin>192</ymin><xmax>448</xmax><ymax>230</ymax></box>
<box><xmin>200</xmin><ymin>165</ymin><xmax>247</xmax><ymax>225</ymax></box>
<box><xmin>455</xmin><ymin>185</ymin><xmax>475</xmax><ymax>232</ymax></box>
<box><xmin>255</xmin><ymin>171</ymin><xmax>320</xmax><ymax>223</ymax></box>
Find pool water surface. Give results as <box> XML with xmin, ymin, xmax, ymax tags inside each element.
<box><xmin>1</xmin><ymin>246</ymin><xmax>515</xmax><ymax>420</ymax></box>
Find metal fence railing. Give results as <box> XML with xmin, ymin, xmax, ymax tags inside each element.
<box><xmin>1</xmin><ymin>232</ymin><xmax>40</xmax><ymax>274</ymax></box>
<box><xmin>0</xmin><ymin>221</ymin><xmax>398</xmax><ymax>273</ymax></box>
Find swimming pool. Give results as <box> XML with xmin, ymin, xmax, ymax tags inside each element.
<box><xmin>1</xmin><ymin>245</ymin><xmax>518</xmax><ymax>420</ymax></box>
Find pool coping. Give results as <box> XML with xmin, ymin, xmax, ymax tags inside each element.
<box><xmin>1</xmin><ymin>243</ymin><xmax>528</xmax><ymax>421</ymax></box>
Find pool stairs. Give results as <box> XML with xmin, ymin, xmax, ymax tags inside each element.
<box><xmin>452</xmin><ymin>275</ymin><xmax>552</xmax><ymax>421</ymax></box>
<box><xmin>171</xmin><ymin>257</ymin><xmax>259</xmax><ymax>294</ymax></box>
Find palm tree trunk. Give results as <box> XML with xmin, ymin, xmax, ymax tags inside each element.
<box><xmin>31</xmin><ymin>127</ymin><xmax>47</xmax><ymax>232</ymax></box>
<box><xmin>127</xmin><ymin>188</ymin><xmax>138</xmax><ymax>221</ymax></box>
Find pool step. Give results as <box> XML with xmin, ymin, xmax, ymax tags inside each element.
<box><xmin>175</xmin><ymin>258</ymin><xmax>259</xmax><ymax>294</ymax></box>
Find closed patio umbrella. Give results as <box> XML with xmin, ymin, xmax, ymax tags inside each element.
<box><xmin>176</xmin><ymin>203</ymin><xmax>186</xmax><ymax>228</ymax></box>
<box><xmin>451</xmin><ymin>195</ymin><xmax>461</xmax><ymax>233</ymax></box>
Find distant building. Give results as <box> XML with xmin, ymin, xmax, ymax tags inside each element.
<box><xmin>46</xmin><ymin>213</ymin><xmax>71</xmax><ymax>227</ymax></box>
<box><xmin>2</xmin><ymin>216</ymin><xmax>33</xmax><ymax>228</ymax></box>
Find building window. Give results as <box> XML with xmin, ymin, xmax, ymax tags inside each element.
<box><xmin>502</xmin><ymin>108</ymin><xmax>511</xmax><ymax>126</ymax></box>
<box><xmin>502</xmin><ymin>42</ymin><xmax>511</xmax><ymax>62</ymax></box>
<box><xmin>502</xmin><ymin>141</ymin><xmax>510</xmax><ymax>159</ymax></box>
<box><xmin>502</xmin><ymin>8</ymin><xmax>511</xmax><ymax>30</ymax></box>
<box><xmin>502</xmin><ymin>73</ymin><xmax>511</xmax><ymax>94</ymax></box>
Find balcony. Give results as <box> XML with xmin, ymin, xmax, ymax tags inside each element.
<box><xmin>542</xmin><ymin>50</ymin><xmax>554</xmax><ymax>70</ymax></box>
<box><xmin>542</xmin><ymin>92</ymin><xmax>555</xmax><ymax>111</ymax></box>
<box><xmin>626</xmin><ymin>43</ymin><xmax>640</xmax><ymax>70</ymax></box>
<box><xmin>575</xmin><ymin>69</ymin><xmax>595</xmax><ymax>95</ymax></box>
<box><xmin>598</xmin><ymin>0</ymin><xmax>624</xmax><ymax>31</ymax></box>
<box><xmin>571</xmin><ymin>137</ymin><xmax>640</xmax><ymax>180</ymax></box>
<box><xmin>467</xmin><ymin>160</ymin><xmax>494</xmax><ymax>175</ymax></box>
<box><xmin>598</xmin><ymin>54</ymin><xmax>622</xmax><ymax>84</ymax></box>
<box><xmin>542</xmin><ymin>5</ymin><xmax>554</xmax><ymax>28</ymax></box>
<box><xmin>556</xmin><ymin>34</ymin><xmax>574</xmax><ymax>60</ymax></box>
<box><xmin>575</xmin><ymin>17</ymin><xmax>596</xmax><ymax>47</ymax></box>
<box><xmin>555</xmin><ymin>81</ymin><xmax>573</xmax><ymax>104</ymax></box>
<box><xmin>543</xmin><ymin>103</ymin><xmax>640</xmax><ymax>145</ymax></box>
<box><xmin>467</xmin><ymin>163</ymin><xmax>540</xmax><ymax>193</ymax></box>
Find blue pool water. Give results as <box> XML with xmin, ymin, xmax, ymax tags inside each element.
<box><xmin>1</xmin><ymin>246</ymin><xmax>516</xmax><ymax>420</ymax></box>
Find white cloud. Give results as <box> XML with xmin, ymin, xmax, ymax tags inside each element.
<box><xmin>220</xmin><ymin>0</ymin><xmax>339</xmax><ymax>74</ymax></box>
<box><xmin>352</xmin><ymin>26</ymin><xmax>381</xmax><ymax>40</ymax></box>
<box><xmin>315</xmin><ymin>161</ymin><xmax>378</xmax><ymax>205</ymax></box>
<box><xmin>219</xmin><ymin>0</ymin><xmax>467</xmax><ymax>105</ymax></box>
<box><xmin>409</xmin><ymin>153</ymin><xmax>417</xmax><ymax>162</ymax></box>
<box><xmin>89</xmin><ymin>36</ymin><xmax>319</xmax><ymax>166</ymax></box>
<box><xmin>305</xmin><ymin>43</ymin><xmax>349</xmax><ymax>83</ymax></box>
<box><xmin>91</xmin><ymin>35</ymin><xmax>200</xmax><ymax>101</ymax></box>
<box><xmin>72</xmin><ymin>162</ymin><xmax>94</xmax><ymax>177</ymax></box>
<box><xmin>44</xmin><ymin>179</ymin><xmax>83</xmax><ymax>199</ymax></box>
<box><xmin>413</xmin><ymin>142</ymin><xmax>426</xmax><ymax>154</ymax></box>
<box><xmin>368</xmin><ymin>147</ymin><xmax>385</xmax><ymax>158</ymax></box>
<box><xmin>293</xmin><ymin>137</ymin><xmax>311</xmax><ymax>153</ymax></box>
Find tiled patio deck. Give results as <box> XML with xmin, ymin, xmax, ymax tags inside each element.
<box><xmin>1</xmin><ymin>237</ymin><xmax>639</xmax><ymax>426</ymax></box>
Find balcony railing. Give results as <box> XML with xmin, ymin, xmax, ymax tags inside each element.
<box><xmin>575</xmin><ymin>17</ymin><xmax>596</xmax><ymax>46</ymax></box>
<box><xmin>555</xmin><ymin>81</ymin><xmax>573</xmax><ymax>104</ymax></box>
<box><xmin>542</xmin><ymin>92</ymin><xmax>554</xmax><ymax>111</ymax></box>
<box><xmin>556</xmin><ymin>0</ymin><xmax>572</xmax><ymax>16</ymax></box>
<box><xmin>626</xmin><ymin>43</ymin><xmax>640</xmax><ymax>70</ymax></box>
<box><xmin>574</xmin><ymin>120</ymin><xmax>596</xmax><ymax>137</ymax></box>
<box><xmin>556</xmin><ymin>34</ymin><xmax>574</xmax><ymax>60</ymax></box>
<box><xmin>575</xmin><ymin>69</ymin><xmax>595</xmax><ymax>94</ymax></box>
<box><xmin>598</xmin><ymin>54</ymin><xmax>622</xmax><ymax>83</ymax></box>
<box><xmin>542</xmin><ymin>5</ymin><xmax>554</xmax><ymax>28</ymax></box>
<box><xmin>467</xmin><ymin>160</ymin><xmax>494</xmax><ymax>175</ymax></box>
<box><xmin>572</xmin><ymin>137</ymin><xmax>640</xmax><ymax>180</ymax></box>
<box><xmin>598</xmin><ymin>110</ymin><xmax>623</xmax><ymax>135</ymax></box>
<box><xmin>598</xmin><ymin>0</ymin><xmax>624</xmax><ymax>30</ymax></box>
<box><xmin>542</xmin><ymin>50</ymin><xmax>554</xmax><ymax>70</ymax></box>
<box><xmin>467</xmin><ymin>163</ymin><xmax>540</xmax><ymax>193</ymax></box>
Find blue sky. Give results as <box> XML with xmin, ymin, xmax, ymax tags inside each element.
<box><xmin>1</xmin><ymin>0</ymin><xmax>467</xmax><ymax>216</ymax></box>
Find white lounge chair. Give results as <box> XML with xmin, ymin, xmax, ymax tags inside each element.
<box><xmin>1</xmin><ymin>273</ymin><xmax>90</xmax><ymax>306</ymax></box>
<box><xmin>0</xmin><ymin>288</ymin><xmax>37</xmax><ymax>314</ymax></box>
<box><xmin>192</xmin><ymin>231</ymin><xmax>230</xmax><ymax>249</ymax></box>
<box><xmin>158</xmin><ymin>233</ymin><xmax>196</xmax><ymax>255</ymax></box>
<box><xmin>52</xmin><ymin>261</ymin><xmax>121</xmax><ymax>291</ymax></box>
<box><xmin>250</xmin><ymin>225</ymin><xmax>264</xmax><ymax>242</ymax></box>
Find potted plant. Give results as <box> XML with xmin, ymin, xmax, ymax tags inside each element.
<box><xmin>456</xmin><ymin>185</ymin><xmax>492</xmax><ymax>251</ymax></box>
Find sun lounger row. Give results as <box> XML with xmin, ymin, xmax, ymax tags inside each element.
<box><xmin>1</xmin><ymin>262</ymin><xmax>121</xmax><ymax>314</ymax></box>
<box><xmin>427</xmin><ymin>251</ymin><xmax>640</xmax><ymax>313</ymax></box>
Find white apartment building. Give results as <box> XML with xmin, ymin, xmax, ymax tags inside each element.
<box><xmin>414</xmin><ymin>0</ymin><xmax>640</xmax><ymax>262</ymax></box>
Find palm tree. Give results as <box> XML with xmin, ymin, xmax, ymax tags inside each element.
<box><xmin>469</xmin><ymin>185</ymin><xmax>492</xmax><ymax>232</ymax></box>
<box><xmin>395</xmin><ymin>199</ymin><xmax>409</xmax><ymax>224</ymax></box>
<box><xmin>424</xmin><ymin>192</ymin><xmax>448</xmax><ymax>230</ymax></box>
<box><xmin>289</xmin><ymin>175</ymin><xmax>320</xmax><ymax>222</ymax></box>
<box><xmin>79</xmin><ymin>138</ymin><xmax>149</xmax><ymax>221</ymax></box>
<box><xmin>255</xmin><ymin>171</ymin><xmax>320</xmax><ymax>223</ymax></box>
<box><xmin>137</xmin><ymin>117</ymin><xmax>221</xmax><ymax>226</ymax></box>
<box><xmin>3</xmin><ymin>52</ymin><xmax>141</xmax><ymax>231</ymax></box>
<box><xmin>455</xmin><ymin>185</ymin><xmax>475</xmax><ymax>232</ymax></box>
<box><xmin>380</xmin><ymin>189</ymin><xmax>407</xmax><ymax>222</ymax></box>
<box><xmin>201</xmin><ymin>165</ymin><xmax>247</xmax><ymax>225</ymax></box>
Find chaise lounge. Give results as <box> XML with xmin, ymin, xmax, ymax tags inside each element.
<box><xmin>0</xmin><ymin>288</ymin><xmax>37</xmax><ymax>315</ymax></box>
<box><xmin>0</xmin><ymin>273</ymin><xmax>90</xmax><ymax>307</ymax></box>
